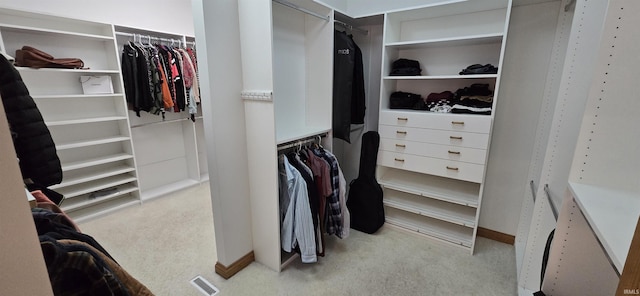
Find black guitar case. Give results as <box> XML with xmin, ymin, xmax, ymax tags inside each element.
<box><xmin>347</xmin><ymin>131</ymin><xmax>385</xmax><ymax>234</ymax></box>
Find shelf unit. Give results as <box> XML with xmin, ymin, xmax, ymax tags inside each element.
<box><xmin>541</xmin><ymin>1</ymin><xmax>640</xmax><ymax>294</ymax></box>
<box><xmin>0</xmin><ymin>7</ymin><xmax>141</xmax><ymax>222</ymax></box>
<box><xmin>377</xmin><ymin>0</ymin><xmax>511</xmax><ymax>253</ymax></box>
<box><xmin>241</xmin><ymin>0</ymin><xmax>333</xmax><ymax>272</ymax></box>
<box><xmin>114</xmin><ymin>25</ymin><xmax>209</xmax><ymax>200</ymax></box>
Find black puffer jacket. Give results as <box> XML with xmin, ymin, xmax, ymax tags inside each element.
<box><xmin>0</xmin><ymin>54</ymin><xmax>62</xmax><ymax>186</ymax></box>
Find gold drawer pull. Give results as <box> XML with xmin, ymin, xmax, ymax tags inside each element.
<box><xmin>397</xmin><ymin>131</ymin><xmax>407</xmax><ymax>135</ymax></box>
<box><xmin>397</xmin><ymin>117</ymin><xmax>408</xmax><ymax>121</ymax></box>
<box><xmin>394</xmin><ymin>158</ymin><xmax>405</xmax><ymax>162</ymax></box>
<box><xmin>448</xmin><ymin>150</ymin><xmax>461</xmax><ymax>155</ymax></box>
<box><xmin>450</xmin><ymin>136</ymin><xmax>463</xmax><ymax>140</ymax></box>
<box><xmin>452</xmin><ymin>121</ymin><xmax>465</xmax><ymax>125</ymax></box>
<box><xmin>395</xmin><ymin>144</ymin><xmax>406</xmax><ymax>148</ymax></box>
<box><xmin>446</xmin><ymin>166</ymin><xmax>459</xmax><ymax>171</ymax></box>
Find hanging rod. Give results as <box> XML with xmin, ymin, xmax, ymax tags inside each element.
<box><xmin>530</xmin><ymin>180</ymin><xmax>536</xmax><ymax>202</ymax></box>
<box><xmin>564</xmin><ymin>0</ymin><xmax>576</xmax><ymax>12</ymax></box>
<box><xmin>272</xmin><ymin>0</ymin><xmax>330</xmax><ymax>22</ymax></box>
<box><xmin>277</xmin><ymin>133</ymin><xmax>327</xmax><ymax>151</ymax></box>
<box><xmin>115</xmin><ymin>32</ymin><xmax>196</xmax><ymax>46</ymax></box>
<box><xmin>543</xmin><ymin>184</ymin><xmax>558</xmax><ymax>221</ymax></box>
<box><xmin>130</xmin><ymin>117</ymin><xmax>192</xmax><ymax>128</ymax></box>
<box><xmin>335</xmin><ymin>20</ymin><xmax>368</xmax><ymax>35</ymax></box>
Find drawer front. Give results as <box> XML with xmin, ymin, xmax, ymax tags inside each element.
<box><xmin>379</xmin><ymin>138</ymin><xmax>487</xmax><ymax>165</ymax></box>
<box><xmin>379</xmin><ymin>110</ymin><xmax>492</xmax><ymax>133</ymax></box>
<box><xmin>379</xmin><ymin>125</ymin><xmax>490</xmax><ymax>149</ymax></box>
<box><xmin>378</xmin><ymin>151</ymin><xmax>484</xmax><ymax>183</ymax></box>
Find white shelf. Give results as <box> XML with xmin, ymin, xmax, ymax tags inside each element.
<box><xmin>62</xmin><ymin>183</ymin><xmax>138</xmax><ymax>212</ymax></box>
<box><xmin>66</xmin><ymin>193</ymin><xmax>140</xmax><ymax>223</ymax></box>
<box><xmin>32</xmin><ymin>93</ymin><xmax>123</xmax><ymax>99</ymax></box>
<box><xmin>379</xmin><ymin>168</ymin><xmax>480</xmax><ymax>207</ymax></box>
<box><xmin>62</xmin><ymin>153</ymin><xmax>134</xmax><ymax>171</ymax></box>
<box><xmin>56</xmin><ymin>136</ymin><xmax>130</xmax><ymax>150</ymax></box>
<box><xmin>383</xmin><ymin>188</ymin><xmax>476</xmax><ymax>227</ymax></box>
<box><xmin>385</xmin><ymin>206</ymin><xmax>473</xmax><ymax>247</ymax></box>
<box><xmin>0</xmin><ymin>23</ymin><xmax>113</xmax><ymax>40</ymax></box>
<box><xmin>383</xmin><ymin>74</ymin><xmax>498</xmax><ymax>80</ymax></box>
<box><xmin>16</xmin><ymin>67</ymin><xmax>120</xmax><ymax>74</ymax></box>
<box><xmin>46</xmin><ymin>116</ymin><xmax>127</xmax><ymax>126</ymax></box>
<box><xmin>51</xmin><ymin>166</ymin><xmax>135</xmax><ymax>189</ymax></box>
<box><xmin>57</xmin><ymin>174</ymin><xmax>137</xmax><ymax>198</ymax></box>
<box><xmin>385</xmin><ymin>33</ymin><xmax>503</xmax><ymax>49</ymax></box>
<box><xmin>569</xmin><ymin>182</ymin><xmax>640</xmax><ymax>273</ymax></box>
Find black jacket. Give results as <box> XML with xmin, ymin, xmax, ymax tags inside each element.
<box><xmin>333</xmin><ymin>30</ymin><xmax>365</xmax><ymax>143</ymax></box>
<box><xmin>0</xmin><ymin>54</ymin><xmax>62</xmax><ymax>187</ymax></box>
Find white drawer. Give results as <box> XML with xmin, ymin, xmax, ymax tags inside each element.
<box><xmin>379</xmin><ymin>110</ymin><xmax>492</xmax><ymax>133</ymax></box>
<box><xmin>379</xmin><ymin>125</ymin><xmax>490</xmax><ymax>149</ymax></box>
<box><xmin>379</xmin><ymin>138</ymin><xmax>487</xmax><ymax>165</ymax></box>
<box><xmin>378</xmin><ymin>151</ymin><xmax>484</xmax><ymax>183</ymax></box>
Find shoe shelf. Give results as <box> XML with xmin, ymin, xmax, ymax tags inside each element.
<box><xmin>45</xmin><ymin>116</ymin><xmax>128</xmax><ymax>126</ymax></box>
<box><xmin>61</xmin><ymin>153</ymin><xmax>134</xmax><ymax>171</ymax></box>
<box><xmin>58</xmin><ymin>174</ymin><xmax>137</xmax><ymax>199</ymax></box>
<box><xmin>383</xmin><ymin>188</ymin><xmax>476</xmax><ymax>227</ymax></box>
<box><xmin>385</xmin><ymin>206</ymin><xmax>474</xmax><ymax>248</ymax></box>
<box><xmin>378</xmin><ymin>167</ymin><xmax>480</xmax><ymax>208</ymax></box>
<box><xmin>56</xmin><ymin>136</ymin><xmax>131</xmax><ymax>150</ymax></box>
<box><xmin>0</xmin><ymin>7</ymin><xmax>142</xmax><ymax>220</ymax></box>
<box><xmin>50</xmin><ymin>165</ymin><xmax>135</xmax><ymax>190</ymax></box>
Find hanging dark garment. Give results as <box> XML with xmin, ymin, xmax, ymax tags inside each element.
<box><xmin>0</xmin><ymin>54</ymin><xmax>62</xmax><ymax>186</ymax></box>
<box><xmin>350</xmin><ymin>34</ymin><xmax>366</xmax><ymax>125</ymax></box>
<box><xmin>333</xmin><ymin>30</ymin><xmax>355</xmax><ymax>143</ymax></box>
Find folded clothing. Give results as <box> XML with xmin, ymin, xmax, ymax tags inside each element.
<box><xmin>458</xmin><ymin>95</ymin><xmax>493</xmax><ymax>109</ymax></box>
<box><xmin>451</xmin><ymin>104</ymin><xmax>492</xmax><ymax>115</ymax></box>
<box><xmin>390</xmin><ymin>91</ymin><xmax>422</xmax><ymax>109</ymax></box>
<box><xmin>426</xmin><ymin>91</ymin><xmax>454</xmax><ymax>103</ymax></box>
<box><xmin>390</xmin><ymin>58</ymin><xmax>421</xmax><ymax>76</ymax></box>
<box><xmin>459</xmin><ymin>64</ymin><xmax>498</xmax><ymax>75</ymax></box>
<box><xmin>455</xmin><ymin>83</ymin><xmax>493</xmax><ymax>98</ymax></box>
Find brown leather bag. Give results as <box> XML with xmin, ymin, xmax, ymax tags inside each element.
<box><xmin>15</xmin><ymin>46</ymin><xmax>84</xmax><ymax>69</ymax></box>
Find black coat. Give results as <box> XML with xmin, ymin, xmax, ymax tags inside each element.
<box><xmin>0</xmin><ymin>54</ymin><xmax>62</xmax><ymax>187</ymax></box>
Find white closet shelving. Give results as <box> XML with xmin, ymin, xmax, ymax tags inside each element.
<box><xmin>377</xmin><ymin>0</ymin><xmax>511</xmax><ymax>253</ymax></box>
<box><xmin>541</xmin><ymin>1</ymin><xmax>640</xmax><ymax>294</ymax></box>
<box><xmin>114</xmin><ymin>26</ymin><xmax>208</xmax><ymax>201</ymax></box>
<box><xmin>0</xmin><ymin>7</ymin><xmax>140</xmax><ymax>222</ymax></box>
<box><xmin>241</xmin><ymin>0</ymin><xmax>333</xmax><ymax>272</ymax></box>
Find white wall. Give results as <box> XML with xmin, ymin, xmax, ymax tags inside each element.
<box><xmin>0</xmin><ymin>0</ymin><xmax>194</xmax><ymax>35</ymax></box>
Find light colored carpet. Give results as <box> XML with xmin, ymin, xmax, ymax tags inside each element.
<box><xmin>79</xmin><ymin>183</ymin><xmax>517</xmax><ymax>296</ymax></box>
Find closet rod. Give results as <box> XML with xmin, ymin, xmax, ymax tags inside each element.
<box><xmin>277</xmin><ymin>133</ymin><xmax>327</xmax><ymax>151</ymax></box>
<box><xmin>543</xmin><ymin>184</ymin><xmax>558</xmax><ymax>221</ymax></box>
<box><xmin>272</xmin><ymin>0</ymin><xmax>330</xmax><ymax>21</ymax></box>
<box><xmin>530</xmin><ymin>180</ymin><xmax>536</xmax><ymax>202</ymax></box>
<box><xmin>335</xmin><ymin>20</ymin><xmax>368</xmax><ymax>35</ymax></box>
<box><xmin>130</xmin><ymin>117</ymin><xmax>192</xmax><ymax>128</ymax></box>
<box><xmin>115</xmin><ymin>32</ymin><xmax>196</xmax><ymax>46</ymax></box>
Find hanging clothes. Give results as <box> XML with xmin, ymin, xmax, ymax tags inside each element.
<box><xmin>279</xmin><ymin>155</ymin><xmax>317</xmax><ymax>263</ymax></box>
<box><xmin>332</xmin><ymin>30</ymin><xmax>366</xmax><ymax>143</ymax></box>
<box><xmin>122</xmin><ymin>41</ymin><xmax>199</xmax><ymax>119</ymax></box>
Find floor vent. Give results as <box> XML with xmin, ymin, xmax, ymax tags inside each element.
<box><xmin>190</xmin><ymin>275</ymin><xmax>219</xmax><ymax>296</ymax></box>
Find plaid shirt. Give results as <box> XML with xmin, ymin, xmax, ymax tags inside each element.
<box><xmin>313</xmin><ymin>148</ymin><xmax>343</xmax><ymax>237</ymax></box>
<box><xmin>40</xmin><ymin>236</ymin><xmax>130</xmax><ymax>296</ymax></box>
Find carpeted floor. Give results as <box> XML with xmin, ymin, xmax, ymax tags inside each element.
<box><xmin>79</xmin><ymin>183</ymin><xmax>517</xmax><ymax>296</ymax></box>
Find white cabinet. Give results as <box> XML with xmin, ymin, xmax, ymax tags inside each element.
<box><xmin>377</xmin><ymin>0</ymin><xmax>511</xmax><ymax>253</ymax></box>
<box><xmin>240</xmin><ymin>0</ymin><xmax>333</xmax><ymax>271</ymax></box>
<box><xmin>0</xmin><ymin>7</ymin><xmax>140</xmax><ymax>221</ymax></box>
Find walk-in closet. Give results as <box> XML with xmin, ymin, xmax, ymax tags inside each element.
<box><xmin>1</xmin><ymin>0</ymin><xmax>639</xmax><ymax>295</ymax></box>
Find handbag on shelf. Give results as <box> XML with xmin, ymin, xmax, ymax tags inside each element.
<box><xmin>14</xmin><ymin>46</ymin><xmax>85</xmax><ymax>69</ymax></box>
